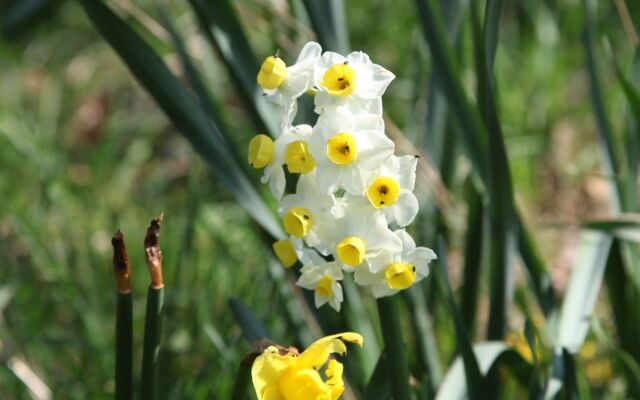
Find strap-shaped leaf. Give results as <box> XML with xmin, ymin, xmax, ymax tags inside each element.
<box><xmin>78</xmin><ymin>0</ymin><xmax>283</xmax><ymax>239</ymax></box>
<box><xmin>187</xmin><ymin>0</ymin><xmax>278</xmax><ymax>137</ymax></box>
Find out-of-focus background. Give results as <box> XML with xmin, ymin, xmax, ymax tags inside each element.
<box><xmin>0</xmin><ymin>0</ymin><xmax>638</xmax><ymax>398</ymax></box>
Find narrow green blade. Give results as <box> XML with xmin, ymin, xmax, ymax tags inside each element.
<box><xmin>300</xmin><ymin>0</ymin><xmax>349</xmax><ymax>53</ymax></box>
<box><xmin>436</xmin><ymin>238</ymin><xmax>484</xmax><ymax>399</ymax></box>
<box><xmin>229</xmin><ymin>298</ymin><xmax>269</xmax><ymax>343</ymax></box>
<box><xmin>186</xmin><ymin>0</ymin><xmax>278</xmax><ymax>136</ymax></box>
<box><xmin>78</xmin><ymin>0</ymin><xmax>283</xmax><ymax>239</ymax></box>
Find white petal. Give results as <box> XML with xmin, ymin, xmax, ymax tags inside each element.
<box><xmin>315</xmin><ymin>292</ymin><xmax>330</xmax><ymax>308</ymax></box>
<box><xmin>268</xmin><ymin>166</ymin><xmax>286</xmax><ymax>200</ymax></box>
<box><xmin>396</xmin><ymin>155</ymin><xmax>418</xmax><ymax>190</ymax></box>
<box><xmin>295</xmin><ymin>42</ymin><xmax>322</xmax><ymax>65</ymax></box>
<box><xmin>372</xmin><ymin>282</ymin><xmax>397</xmax><ymax>298</ymax></box>
<box><xmin>387</xmin><ymin>191</ymin><xmax>419</xmax><ymax>227</ymax></box>
<box><xmin>356</xmin><ymin>63</ymin><xmax>395</xmax><ymax>99</ymax></box>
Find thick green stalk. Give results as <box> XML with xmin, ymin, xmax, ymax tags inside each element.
<box><xmin>112</xmin><ymin>231</ymin><xmax>132</xmax><ymax>400</ymax></box>
<box><xmin>115</xmin><ymin>293</ymin><xmax>133</xmax><ymax>400</ymax></box>
<box><xmin>376</xmin><ymin>296</ymin><xmax>411</xmax><ymax>400</ymax></box>
<box><xmin>141</xmin><ymin>286</ymin><xmax>164</xmax><ymax>400</ymax></box>
<box><xmin>230</xmin><ymin>361</ymin><xmax>251</xmax><ymax>400</ymax></box>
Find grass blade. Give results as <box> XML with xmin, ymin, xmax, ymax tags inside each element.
<box><xmin>229</xmin><ymin>298</ymin><xmax>269</xmax><ymax>343</ymax></box>
<box><xmin>414</xmin><ymin>0</ymin><xmax>488</xmax><ymax>185</ymax></box>
<box><xmin>470</xmin><ymin>0</ymin><xmax>515</xmax><ymax>340</ymax></box>
<box><xmin>460</xmin><ymin>178</ymin><xmax>483</xmax><ymax>337</ymax></box>
<box><xmin>415</xmin><ymin>0</ymin><xmax>554</xmax><ymax>317</ymax></box>
<box><xmin>556</xmin><ymin>230</ymin><xmax>612</xmax><ymax>352</ymax></box>
<box><xmin>583</xmin><ymin>0</ymin><xmax>623</xmax><ymax>212</ymax></box>
<box><xmin>300</xmin><ymin>0</ymin><xmax>349</xmax><ymax>53</ymax></box>
<box><xmin>186</xmin><ymin>0</ymin><xmax>278</xmax><ymax>136</ymax></box>
<box><xmin>436</xmin><ymin>237</ymin><xmax>484</xmax><ymax>399</ymax></box>
<box><xmin>78</xmin><ymin>0</ymin><xmax>283</xmax><ymax>239</ymax></box>
<box><xmin>363</xmin><ymin>352</ymin><xmax>392</xmax><ymax>400</ymax></box>
<box><xmin>376</xmin><ymin>296</ymin><xmax>411</xmax><ymax>400</ymax></box>
<box><xmin>434</xmin><ymin>342</ymin><xmax>505</xmax><ymax>400</ymax></box>
<box><xmin>605</xmin><ymin>240</ymin><xmax>640</xmax><ymax>363</ymax></box>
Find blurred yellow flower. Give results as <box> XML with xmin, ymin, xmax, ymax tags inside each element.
<box><xmin>251</xmin><ymin>332</ymin><xmax>363</xmax><ymax>400</ymax></box>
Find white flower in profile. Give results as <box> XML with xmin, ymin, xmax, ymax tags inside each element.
<box><xmin>324</xmin><ymin>198</ymin><xmax>402</xmax><ymax>271</ymax></box>
<box><xmin>354</xmin><ymin>229</ymin><xmax>436</xmax><ymax>298</ymax></box>
<box><xmin>249</xmin><ymin>124</ymin><xmax>315</xmax><ymax>200</ymax></box>
<box><xmin>296</xmin><ymin>250</ymin><xmax>344</xmax><ymax>311</ymax></box>
<box><xmin>363</xmin><ymin>155</ymin><xmax>419</xmax><ymax>227</ymax></box>
<box><xmin>308</xmin><ymin>107</ymin><xmax>395</xmax><ymax>195</ymax></box>
<box><xmin>278</xmin><ymin>172</ymin><xmax>338</xmax><ymax>255</ymax></box>
<box><xmin>313</xmin><ymin>50</ymin><xmax>395</xmax><ymax>115</ymax></box>
<box><xmin>257</xmin><ymin>42</ymin><xmax>322</xmax><ymax>127</ymax></box>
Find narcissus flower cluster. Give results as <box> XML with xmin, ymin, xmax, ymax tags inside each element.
<box><xmin>250</xmin><ymin>42</ymin><xmax>436</xmax><ymax>311</ymax></box>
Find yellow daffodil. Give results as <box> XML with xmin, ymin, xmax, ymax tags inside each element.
<box><xmin>252</xmin><ymin>332</ymin><xmax>363</xmax><ymax>400</ymax></box>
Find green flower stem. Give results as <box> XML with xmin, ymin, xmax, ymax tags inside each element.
<box><xmin>141</xmin><ymin>286</ymin><xmax>164</xmax><ymax>400</ymax></box>
<box><xmin>376</xmin><ymin>296</ymin><xmax>412</xmax><ymax>400</ymax></box>
<box><xmin>111</xmin><ymin>231</ymin><xmax>133</xmax><ymax>400</ymax></box>
<box><xmin>115</xmin><ymin>292</ymin><xmax>133</xmax><ymax>400</ymax></box>
<box><xmin>231</xmin><ymin>361</ymin><xmax>251</xmax><ymax>400</ymax></box>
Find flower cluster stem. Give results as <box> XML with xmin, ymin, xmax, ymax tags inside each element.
<box><xmin>376</xmin><ymin>296</ymin><xmax>412</xmax><ymax>400</ymax></box>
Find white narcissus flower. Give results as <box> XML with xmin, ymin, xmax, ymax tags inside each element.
<box><xmin>355</xmin><ymin>229</ymin><xmax>436</xmax><ymax>298</ymax></box>
<box><xmin>313</xmin><ymin>51</ymin><xmax>395</xmax><ymax>116</ymax></box>
<box><xmin>278</xmin><ymin>173</ymin><xmax>338</xmax><ymax>255</ymax></box>
<box><xmin>363</xmin><ymin>154</ymin><xmax>419</xmax><ymax>227</ymax></box>
<box><xmin>253</xmin><ymin>124</ymin><xmax>315</xmax><ymax>200</ymax></box>
<box><xmin>257</xmin><ymin>42</ymin><xmax>322</xmax><ymax>128</ymax></box>
<box><xmin>296</xmin><ymin>250</ymin><xmax>344</xmax><ymax>311</ymax></box>
<box><xmin>324</xmin><ymin>199</ymin><xmax>402</xmax><ymax>270</ymax></box>
<box><xmin>309</xmin><ymin>107</ymin><xmax>395</xmax><ymax>195</ymax></box>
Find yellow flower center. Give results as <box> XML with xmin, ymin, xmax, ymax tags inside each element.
<box><xmin>283</xmin><ymin>207</ymin><xmax>313</xmax><ymax>238</ymax></box>
<box><xmin>336</xmin><ymin>236</ymin><xmax>366</xmax><ymax>267</ymax></box>
<box><xmin>315</xmin><ymin>276</ymin><xmax>333</xmax><ymax>298</ymax></box>
<box><xmin>285</xmin><ymin>141</ymin><xmax>316</xmax><ymax>173</ymax></box>
<box><xmin>366</xmin><ymin>176</ymin><xmax>401</xmax><ymax>208</ymax></box>
<box><xmin>321</xmin><ymin>63</ymin><xmax>356</xmax><ymax>97</ymax></box>
<box><xmin>257</xmin><ymin>55</ymin><xmax>288</xmax><ymax>90</ymax></box>
<box><xmin>248</xmin><ymin>134</ymin><xmax>274</xmax><ymax>168</ymax></box>
<box><xmin>384</xmin><ymin>263</ymin><xmax>416</xmax><ymax>290</ymax></box>
<box><xmin>272</xmin><ymin>240</ymin><xmax>298</xmax><ymax>268</ymax></box>
<box><xmin>327</xmin><ymin>133</ymin><xmax>357</xmax><ymax>165</ymax></box>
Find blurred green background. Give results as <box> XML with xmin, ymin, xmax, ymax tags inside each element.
<box><xmin>0</xmin><ymin>0</ymin><xmax>638</xmax><ymax>399</ymax></box>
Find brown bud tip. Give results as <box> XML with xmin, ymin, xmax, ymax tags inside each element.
<box><xmin>111</xmin><ymin>230</ymin><xmax>131</xmax><ymax>293</ymax></box>
<box><xmin>144</xmin><ymin>214</ymin><xmax>164</xmax><ymax>289</ymax></box>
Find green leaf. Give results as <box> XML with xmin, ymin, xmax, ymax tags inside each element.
<box><xmin>583</xmin><ymin>215</ymin><xmax>640</xmax><ymax>243</ymax></box>
<box><xmin>435</xmin><ymin>342</ymin><xmax>526</xmax><ymax>400</ymax></box>
<box><xmin>415</xmin><ymin>0</ymin><xmax>554</xmax><ymax>317</ymax></box>
<box><xmin>605</xmin><ymin>240</ymin><xmax>640</xmax><ymax>364</ymax></box>
<box><xmin>436</xmin><ymin>237</ymin><xmax>484</xmax><ymax>400</ymax></box>
<box><xmin>614</xmin><ymin>48</ymin><xmax>640</xmax><ymax>211</ymax></box>
<box><xmin>460</xmin><ymin>178</ymin><xmax>483</xmax><ymax>337</ymax></box>
<box><xmin>556</xmin><ymin>231</ymin><xmax>612</xmax><ymax>352</ymax></box>
<box><xmin>470</xmin><ymin>0</ymin><xmax>516</xmax><ymax>340</ymax></box>
<box><xmin>376</xmin><ymin>296</ymin><xmax>412</xmax><ymax>400</ymax></box>
<box><xmin>78</xmin><ymin>0</ymin><xmax>283</xmax><ymax>239</ymax></box>
<box><xmin>363</xmin><ymin>352</ymin><xmax>392</xmax><ymax>400</ymax></box>
<box><xmin>405</xmin><ymin>286</ymin><xmax>443</xmax><ymax>390</ymax></box>
<box><xmin>186</xmin><ymin>0</ymin><xmax>278</xmax><ymax>136</ymax></box>
<box><xmin>583</xmin><ymin>0</ymin><xmax>623</xmax><ymax>212</ymax></box>
<box><xmin>228</xmin><ymin>298</ymin><xmax>269</xmax><ymax>343</ymax></box>
<box><xmin>299</xmin><ymin>0</ymin><xmax>349</xmax><ymax>53</ymax></box>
